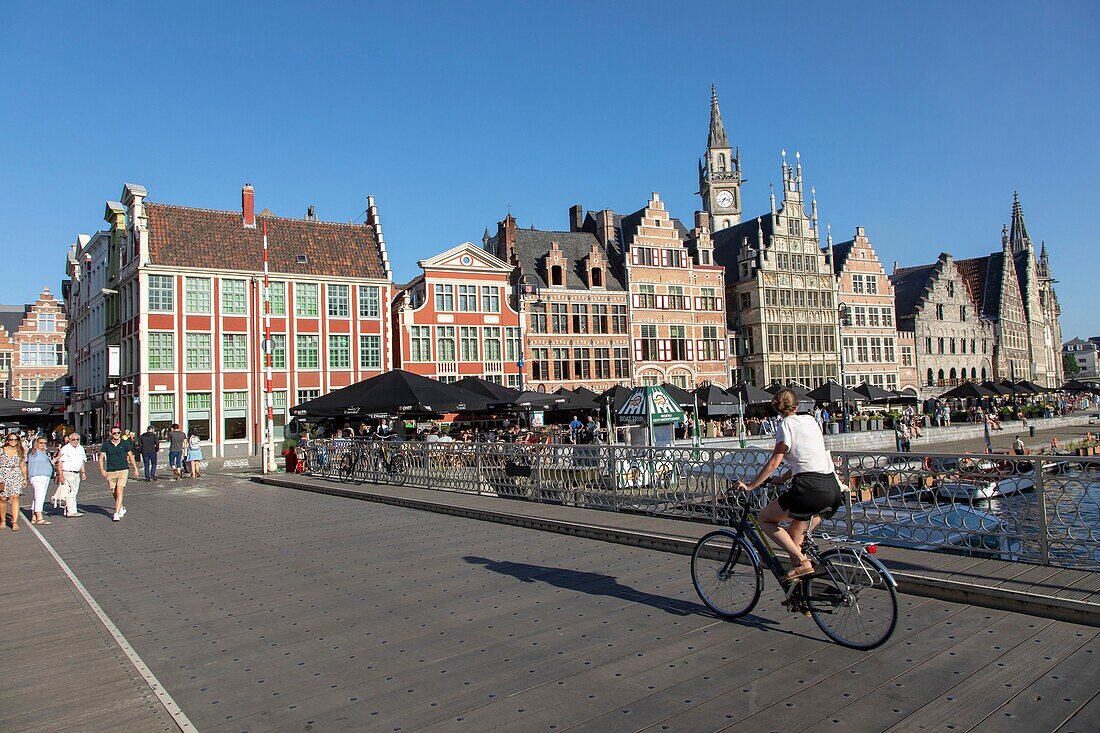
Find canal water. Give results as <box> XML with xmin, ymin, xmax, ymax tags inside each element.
<box><xmin>984</xmin><ymin>467</ymin><xmax>1099</xmax><ymax>569</ymax></box>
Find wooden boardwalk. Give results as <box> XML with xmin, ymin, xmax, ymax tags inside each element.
<box><xmin>261</xmin><ymin>473</ymin><xmax>1100</xmax><ymax>624</ymax></box>
<box><xmin>1</xmin><ymin>472</ymin><xmax>1097</xmax><ymax>732</ymax></box>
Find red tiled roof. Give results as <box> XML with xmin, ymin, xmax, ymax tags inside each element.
<box><xmin>146</xmin><ymin>203</ymin><xmax>387</xmax><ymax>279</ymax></box>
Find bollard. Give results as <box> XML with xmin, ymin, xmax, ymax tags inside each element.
<box><xmin>1029</xmin><ymin>425</ymin><xmax>1036</xmax><ymax>438</ymax></box>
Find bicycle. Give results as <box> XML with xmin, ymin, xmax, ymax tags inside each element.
<box><xmin>360</xmin><ymin>439</ymin><xmax>407</xmax><ymax>486</ymax></box>
<box><xmin>690</xmin><ymin>481</ymin><xmax>898</xmax><ymax>650</ymax></box>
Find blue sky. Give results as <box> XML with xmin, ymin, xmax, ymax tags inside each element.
<box><xmin>2</xmin><ymin>1</ymin><xmax>1096</xmax><ymax>338</ymax></box>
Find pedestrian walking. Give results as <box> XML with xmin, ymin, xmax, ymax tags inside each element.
<box><xmin>186</xmin><ymin>430</ymin><xmax>203</xmax><ymax>479</ymax></box>
<box><xmin>26</xmin><ymin>436</ymin><xmax>54</xmax><ymax>525</ymax></box>
<box><xmin>167</xmin><ymin>424</ymin><xmax>186</xmax><ymax>480</ymax></box>
<box><xmin>0</xmin><ymin>431</ymin><xmax>28</xmax><ymax>530</ymax></box>
<box><xmin>895</xmin><ymin>420</ymin><xmax>912</xmax><ymax>453</ymax></box>
<box><xmin>99</xmin><ymin>427</ymin><xmax>139</xmax><ymax>522</ymax></box>
<box><xmin>139</xmin><ymin>426</ymin><xmax>160</xmax><ymax>481</ymax></box>
<box><xmin>56</xmin><ymin>432</ymin><xmax>88</xmax><ymax>516</ymax></box>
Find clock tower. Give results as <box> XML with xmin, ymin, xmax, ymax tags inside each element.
<box><xmin>698</xmin><ymin>85</ymin><xmax>743</xmax><ymax>232</ymax></box>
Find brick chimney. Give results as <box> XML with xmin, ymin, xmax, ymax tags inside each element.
<box><xmin>242</xmin><ymin>184</ymin><xmax>256</xmax><ymax>228</ymax></box>
<box><xmin>495</xmin><ymin>214</ymin><xmax>517</xmax><ymax>263</ymax></box>
<box><xmin>569</xmin><ymin>204</ymin><xmax>584</xmax><ymax>232</ymax></box>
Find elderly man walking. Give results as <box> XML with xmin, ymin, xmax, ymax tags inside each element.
<box><xmin>56</xmin><ymin>432</ymin><xmax>89</xmax><ymax>517</ymax></box>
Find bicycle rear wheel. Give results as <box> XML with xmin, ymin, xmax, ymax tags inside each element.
<box><xmin>690</xmin><ymin>530</ymin><xmax>762</xmax><ymax>619</ymax></box>
<box><xmin>339</xmin><ymin>447</ymin><xmax>359</xmax><ymax>483</ymax></box>
<box><xmin>805</xmin><ymin>548</ymin><xmax>898</xmax><ymax>650</ymax></box>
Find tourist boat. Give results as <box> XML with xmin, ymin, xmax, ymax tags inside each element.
<box><xmin>936</xmin><ymin>475</ymin><xmax>1035</xmax><ymax>501</ymax></box>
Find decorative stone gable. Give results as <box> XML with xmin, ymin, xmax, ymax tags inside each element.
<box><xmin>544</xmin><ymin>241</ymin><xmax>568</xmax><ymax>288</ymax></box>
<box><xmin>584</xmin><ymin>243</ymin><xmax>607</xmax><ymax>288</ymax></box>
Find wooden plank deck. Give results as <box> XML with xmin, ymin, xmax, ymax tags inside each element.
<box><xmin>261</xmin><ymin>473</ymin><xmax>1100</xmax><ymax>624</ymax></box>
<box><xmin>0</xmin><ymin>519</ymin><xmax>179</xmax><ymax>733</ymax></box>
<box><xmin>1</xmin><ymin>472</ymin><xmax>1096</xmax><ymax>732</ymax></box>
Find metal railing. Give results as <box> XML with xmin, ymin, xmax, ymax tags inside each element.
<box><xmin>296</xmin><ymin>439</ymin><xmax>1100</xmax><ymax>570</ymax></box>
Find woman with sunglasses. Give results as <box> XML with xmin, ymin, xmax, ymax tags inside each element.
<box><xmin>0</xmin><ymin>432</ymin><xmax>28</xmax><ymax>530</ymax></box>
<box><xmin>26</xmin><ymin>436</ymin><xmax>54</xmax><ymax>525</ymax></box>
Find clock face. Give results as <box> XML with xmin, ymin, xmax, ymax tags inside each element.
<box><xmin>715</xmin><ymin>190</ymin><xmax>734</xmax><ymax>209</ymax></box>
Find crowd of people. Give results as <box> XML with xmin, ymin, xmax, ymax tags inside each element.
<box><xmin>0</xmin><ymin>423</ymin><xmax>209</xmax><ymax>530</ymax></box>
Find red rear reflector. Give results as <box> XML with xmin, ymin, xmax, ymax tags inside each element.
<box><xmin>866</xmin><ymin>544</ymin><xmax>878</xmax><ymax>554</ymax></box>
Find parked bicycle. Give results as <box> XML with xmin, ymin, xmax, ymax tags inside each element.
<box><xmin>691</xmin><ymin>482</ymin><xmax>898</xmax><ymax>650</ymax></box>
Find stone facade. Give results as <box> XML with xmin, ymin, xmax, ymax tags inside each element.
<box><xmin>831</xmin><ymin>227</ymin><xmax>901</xmax><ymax>392</ymax></box>
<box><xmin>890</xmin><ymin>253</ymin><xmax>995</xmax><ymax>397</ymax></box>
<box><xmin>393</xmin><ymin>242</ymin><xmax>522</xmax><ymax>387</ymax></box>
<box><xmin>0</xmin><ymin>289</ymin><xmax>68</xmax><ymax>405</ymax></box>
<box><xmin>1007</xmin><ymin>194</ymin><xmax>1063</xmax><ymax>387</ymax></box>
<box><xmin>891</xmin><ymin>194</ymin><xmax>1065</xmax><ymax>395</ymax></box>
<box><xmin>713</xmin><ymin>153</ymin><xmax>840</xmax><ymax>388</ymax></box>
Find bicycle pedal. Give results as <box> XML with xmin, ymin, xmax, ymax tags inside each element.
<box><xmin>781</xmin><ymin>599</ymin><xmax>811</xmax><ymax>617</ymax></box>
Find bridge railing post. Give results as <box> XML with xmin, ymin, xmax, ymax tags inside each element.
<box><xmin>1034</xmin><ymin>457</ymin><xmax>1051</xmax><ymax>565</ymax></box>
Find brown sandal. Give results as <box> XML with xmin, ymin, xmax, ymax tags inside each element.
<box><xmin>11</xmin><ymin>524</ymin><xmax>19</xmax><ymax>531</ymax></box>
<box><xmin>784</xmin><ymin>561</ymin><xmax>815</xmax><ymax>581</ymax></box>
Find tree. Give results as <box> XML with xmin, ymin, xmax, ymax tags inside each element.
<box><xmin>1063</xmin><ymin>352</ymin><xmax>1081</xmax><ymax>378</ymax></box>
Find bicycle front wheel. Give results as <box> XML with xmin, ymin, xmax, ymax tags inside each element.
<box><xmin>805</xmin><ymin>548</ymin><xmax>898</xmax><ymax>650</ymax></box>
<box><xmin>691</xmin><ymin>530</ymin><xmax>762</xmax><ymax>619</ymax></box>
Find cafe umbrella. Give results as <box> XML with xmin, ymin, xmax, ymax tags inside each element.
<box><xmin>289</xmin><ymin>369</ymin><xmax>490</xmax><ymax>419</ymax></box>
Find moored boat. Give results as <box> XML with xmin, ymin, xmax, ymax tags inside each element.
<box><xmin>937</xmin><ymin>476</ymin><xmax>1035</xmax><ymax>501</ymax></box>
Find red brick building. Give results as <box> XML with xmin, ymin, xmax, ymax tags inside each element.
<box><xmin>0</xmin><ymin>289</ymin><xmax>68</xmax><ymax>405</ymax></box>
<box><xmin>393</xmin><ymin>242</ymin><xmax>521</xmax><ymax>386</ymax></box>
<box><xmin>86</xmin><ymin>183</ymin><xmax>394</xmax><ymax>457</ymax></box>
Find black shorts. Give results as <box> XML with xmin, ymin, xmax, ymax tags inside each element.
<box><xmin>777</xmin><ymin>471</ymin><xmax>843</xmax><ymax>520</ymax></box>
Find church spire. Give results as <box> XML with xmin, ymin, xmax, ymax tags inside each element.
<box><xmin>1009</xmin><ymin>190</ymin><xmax>1031</xmax><ymax>253</ymax></box>
<box><xmin>708</xmin><ymin>84</ymin><xmax>729</xmax><ymax>149</ymax></box>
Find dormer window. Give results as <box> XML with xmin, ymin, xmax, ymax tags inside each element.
<box><xmin>550</xmin><ymin>265</ymin><xmax>564</xmax><ymax>287</ymax></box>
<box><xmin>700</xmin><ymin>250</ymin><xmax>711</xmax><ymax>265</ymax></box>
<box><xmin>296</xmin><ymin>254</ymin><xmax>309</xmax><ymax>264</ymax></box>
<box><xmin>590</xmin><ymin>267</ymin><xmax>603</xmax><ymax>287</ymax></box>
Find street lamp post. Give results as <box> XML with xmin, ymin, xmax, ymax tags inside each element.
<box><xmin>838</xmin><ymin>302</ymin><xmax>849</xmax><ymax>433</ymax></box>
<box><xmin>515</xmin><ymin>274</ymin><xmax>541</xmax><ymax>426</ymax></box>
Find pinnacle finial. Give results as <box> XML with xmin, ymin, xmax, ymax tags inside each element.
<box><xmin>707</xmin><ymin>84</ymin><xmax>729</xmax><ymax>149</ymax></box>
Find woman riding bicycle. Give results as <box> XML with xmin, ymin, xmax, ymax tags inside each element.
<box><xmin>737</xmin><ymin>388</ymin><xmax>842</xmax><ymax>581</ymax></box>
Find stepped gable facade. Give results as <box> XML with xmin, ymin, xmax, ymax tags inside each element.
<box><xmin>829</xmin><ymin>227</ymin><xmax>902</xmax><ymax>393</ymax></box>
<box><xmin>485</xmin><ymin>212</ymin><xmax>632</xmax><ymax>393</ymax></box>
<box><xmin>890</xmin><ymin>254</ymin><xmax>995</xmax><ymax>398</ymax></box>
<box><xmin>614</xmin><ymin>193</ymin><xmax>731</xmax><ymax>388</ymax></box>
<box><xmin>952</xmin><ymin>193</ymin><xmax>1062</xmax><ymax>387</ymax></box>
<box><xmin>0</xmin><ymin>289</ymin><xmax>68</xmax><ymax>405</ymax></box>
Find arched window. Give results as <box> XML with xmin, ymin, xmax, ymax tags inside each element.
<box><xmin>971</xmin><ymin>367</ymin><xmax>977</xmax><ymax>380</ymax></box>
<box><xmin>949</xmin><ymin>368</ymin><xmax>957</xmax><ymax>381</ymax></box>
<box><xmin>938</xmin><ymin>369</ymin><xmax>945</xmax><ymax>383</ymax></box>
<box><xmin>550</xmin><ymin>265</ymin><xmax>564</xmax><ymax>287</ymax></box>
<box><xmin>590</xmin><ymin>268</ymin><xmax>603</xmax><ymax>287</ymax></box>
<box><xmin>718</xmin><ymin>153</ymin><xmax>726</xmax><ymax>172</ymax></box>
<box><xmin>981</xmin><ymin>367</ymin><xmax>988</xmax><ymax>381</ymax></box>
<box><xmin>927</xmin><ymin>368</ymin><xmax>934</xmax><ymax>386</ymax></box>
